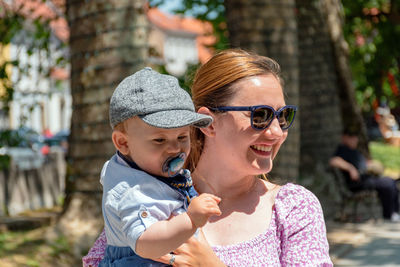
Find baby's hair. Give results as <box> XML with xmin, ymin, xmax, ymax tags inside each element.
<box><xmin>114</xmin><ymin>121</ymin><xmax>127</xmax><ymax>132</ymax></box>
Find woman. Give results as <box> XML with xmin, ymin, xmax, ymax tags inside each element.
<box><xmin>83</xmin><ymin>49</ymin><xmax>332</xmax><ymax>266</ymax></box>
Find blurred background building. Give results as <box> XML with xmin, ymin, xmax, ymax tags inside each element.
<box><xmin>0</xmin><ymin>0</ymin><xmax>213</xmax><ymax>136</ymax></box>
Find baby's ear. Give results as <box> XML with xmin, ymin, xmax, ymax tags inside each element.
<box><xmin>197</xmin><ymin>107</ymin><xmax>216</xmax><ymax>137</ymax></box>
<box><xmin>112</xmin><ymin>130</ymin><xmax>129</xmax><ymax>155</ymax></box>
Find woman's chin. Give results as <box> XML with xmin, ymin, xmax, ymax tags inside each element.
<box><xmin>251</xmin><ymin>159</ymin><xmax>273</xmax><ymax>174</ymax></box>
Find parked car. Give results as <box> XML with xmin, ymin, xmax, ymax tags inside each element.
<box><xmin>43</xmin><ymin>129</ymin><xmax>69</xmax><ymax>146</ymax></box>
<box><xmin>43</xmin><ymin>129</ymin><xmax>69</xmax><ymax>154</ymax></box>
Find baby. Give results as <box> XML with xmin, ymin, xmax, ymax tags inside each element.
<box><xmin>99</xmin><ymin>67</ymin><xmax>221</xmax><ymax>266</ymax></box>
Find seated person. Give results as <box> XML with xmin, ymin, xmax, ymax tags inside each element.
<box><xmin>376</xmin><ymin>106</ymin><xmax>400</xmax><ymax>146</ymax></box>
<box><xmin>329</xmin><ymin>129</ymin><xmax>400</xmax><ymax>222</ymax></box>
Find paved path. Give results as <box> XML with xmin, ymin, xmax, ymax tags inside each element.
<box><xmin>327</xmin><ymin>220</ymin><xmax>400</xmax><ymax>266</ymax></box>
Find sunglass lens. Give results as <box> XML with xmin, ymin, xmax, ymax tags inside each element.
<box><xmin>280</xmin><ymin>107</ymin><xmax>295</xmax><ymax>129</ymax></box>
<box><xmin>252</xmin><ymin>107</ymin><xmax>274</xmax><ymax>129</ymax></box>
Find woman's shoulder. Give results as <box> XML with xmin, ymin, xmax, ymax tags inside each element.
<box><xmin>277</xmin><ymin>182</ymin><xmax>316</xmax><ymax>199</ymax></box>
<box><xmin>274</xmin><ymin>183</ymin><xmax>322</xmax><ymax>217</ymax></box>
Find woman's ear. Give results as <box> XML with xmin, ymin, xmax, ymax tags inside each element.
<box><xmin>198</xmin><ymin>106</ymin><xmax>216</xmax><ymax>137</ymax></box>
<box><xmin>112</xmin><ymin>130</ymin><xmax>129</xmax><ymax>155</ymax></box>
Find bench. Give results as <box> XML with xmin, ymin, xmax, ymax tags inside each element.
<box><xmin>329</xmin><ymin>167</ymin><xmax>379</xmax><ymax>222</ymax></box>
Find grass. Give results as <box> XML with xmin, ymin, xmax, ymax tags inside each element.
<box><xmin>0</xmin><ymin>223</ymin><xmax>81</xmax><ymax>267</ymax></box>
<box><xmin>369</xmin><ymin>141</ymin><xmax>400</xmax><ymax>178</ymax></box>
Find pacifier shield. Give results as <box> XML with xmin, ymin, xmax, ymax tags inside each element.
<box><xmin>162</xmin><ymin>152</ymin><xmax>186</xmax><ymax>177</ymax></box>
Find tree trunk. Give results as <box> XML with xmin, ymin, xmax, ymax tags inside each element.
<box><xmin>296</xmin><ymin>0</ymin><xmax>343</xmax><ymax>176</ymax></box>
<box><xmin>58</xmin><ymin>0</ymin><xmax>149</xmax><ymax>254</ymax></box>
<box><xmin>320</xmin><ymin>0</ymin><xmax>369</xmax><ymax>155</ymax></box>
<box><xmin>225</xmin><ymin>0</ymin><xmax>300</xmax><ymax>182</ymax></box>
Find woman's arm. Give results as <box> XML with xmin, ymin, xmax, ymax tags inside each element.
<box><xmin>81</xmin><ymin>223</ymin><xmax>226</xmax><ymax>267</ymax></box>
<box><xmin>155</xmin><ymin>232</ymin><xmax>226</xmax><ymax>267</ymax></box>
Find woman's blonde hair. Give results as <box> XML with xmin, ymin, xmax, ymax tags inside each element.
<box><xmin>186</xmin><ymin>49</ymin><xmax>282</xmax><ymax>171</ymax></box>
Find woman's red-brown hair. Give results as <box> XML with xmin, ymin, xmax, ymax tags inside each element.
<box><xmin>186</xmin><ymin>49</ymin><xmax>282</xmax><ymax>171</ymax></box>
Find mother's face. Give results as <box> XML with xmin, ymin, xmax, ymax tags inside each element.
<box><xmin>211</xmin><ymin>74</ymin><xmax>288</xmax><ymax>175</ymax></box>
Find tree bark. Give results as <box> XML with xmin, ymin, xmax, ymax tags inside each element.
<box><xmin>296</xmin><ymin>0</ymin><xmax>343</xmax><ymax>175</ymax></box>
<box><xmin>59</xmin><ymin>0</ymin><xmax>149</xmax><ymax>254</ymax></box>
<box><xmin>320</xmin><ymin>0</ymin><xmax>369</xmax><ymax>155</ymax></box>
<box><xmin>225</xmin><ymin>0</ymin><xmax>300</xmax><ymax>182</ymax></box>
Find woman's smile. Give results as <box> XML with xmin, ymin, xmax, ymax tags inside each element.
<box><xmin>250</xmin><ymin>144</ymin><xmax>273</xmax><ymax>157</ymax></box>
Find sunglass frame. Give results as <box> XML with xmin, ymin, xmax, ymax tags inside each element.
<box><xmin>210</xmin><ymin>105</ymin><xmax>297</xmax><ymax>130</ymax></box>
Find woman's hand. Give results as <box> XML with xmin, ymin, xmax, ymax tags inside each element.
<box><xmin>153</xmin><ymin>233</ymin><xmax>226</xmax><ymax>267</ymax></box>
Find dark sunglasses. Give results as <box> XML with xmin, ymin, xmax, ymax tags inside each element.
<box><xmin>210</xmin><ymin>105</ymin><xmax>297</xmax><ymax>130</ymax></box>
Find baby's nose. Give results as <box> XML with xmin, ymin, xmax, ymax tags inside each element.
<box><xmin>167</xmin><ymin>140</ymin><xmax>180</xmax><ymax>152</ymax></box>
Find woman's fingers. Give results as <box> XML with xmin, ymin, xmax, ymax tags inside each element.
<box><xmin>154</xmin><ymin>236</ymin><xmax>225</xmax><ymax>267</ymax></box>
<box><xmin>153</xmin><ymin>253</ymin><xmax>170</xmax><ymax>264</ymax></box>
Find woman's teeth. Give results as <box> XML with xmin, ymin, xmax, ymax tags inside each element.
<box><xmin>251</xmin><ymin>145</ymin><xmax>272</xmax><ymax>152</ymax></box>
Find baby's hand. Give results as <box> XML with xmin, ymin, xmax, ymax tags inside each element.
<box><xmin>187</xmin><ymin>193</ymin><xmax>221</xmax><ymax>228</ymax></box>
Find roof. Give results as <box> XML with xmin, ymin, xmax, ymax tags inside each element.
<box><xmin>147</xmin><ymin>8</ymin><xmax>215</xmax><ymax>64</ymax></box>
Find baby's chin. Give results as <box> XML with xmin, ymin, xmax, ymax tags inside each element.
<box><xmin>140</xmin><ymin>167</ymin><xmax>168</xmax><ymax>178</ymax></box>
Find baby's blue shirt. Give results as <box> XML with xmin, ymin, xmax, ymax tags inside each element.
<box><xmin>101</xmin><ymin>153</ymin><xmax>195</xmax><ymax>253</ymax></box>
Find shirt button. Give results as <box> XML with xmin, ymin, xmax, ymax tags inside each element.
<box><xmin>141</xmin><ymin>211</ymin><xmax>148</xmax><ymax>218</ymax></box>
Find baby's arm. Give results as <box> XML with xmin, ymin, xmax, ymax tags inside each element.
<box><xmin>136</xmin><ymin>193</ymin><xmax>221</xmax><ymax>259</ymax></box>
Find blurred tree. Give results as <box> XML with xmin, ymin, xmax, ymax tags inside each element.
<box><xmin>296</xmin><ymin>0</ymin><xmax>346</xmax><ymax>175</ymax></box>
<box><xmin>342</xmin><ymin>0</ymin><xmax>400</xmax><ymax>114</ymax></box>
<box><xmin>172</xmin><ymin>0</ymin><xmax>366</xmax><ymax>179</ymax></box>
<box><xmin>171</xmin><ymin>0</ymin><xmax>300</xmax><ymax>180</ymax></box>
<box><xmin>58</xmin><ymin>0</ymin><xmax>149</xmax><ymax>251</ymax></box>
<box><xmin>224</xmin><ymin>0</ymin><xmax>300</xmax><ymax>181</ymax></box>
<box><xmin>59</xmin><ymin>0</ymin><xmax>381</xmax><ymax>251</ymax></box>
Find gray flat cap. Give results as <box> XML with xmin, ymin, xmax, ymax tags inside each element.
<box><xmin>109</xmin><ymin>67</ymin><xmax>212</xmax><ymax>129</ymax></box>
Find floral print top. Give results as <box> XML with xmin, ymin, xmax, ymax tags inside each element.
<box><xmin>83</xmin><ymin>183</ymin><xmax>332</xmax><ymax>267</ymax></box>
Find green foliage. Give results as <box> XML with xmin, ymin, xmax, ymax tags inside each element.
<box><xmin>0</xmin><ymin>129</ymin><xmax>25</xmax><ymax>147</ymax></box>
<box><xmin>0</xmin><ymin>128</ymin><xmax>27</xmax><ymax>170</ymax></box>
<box><xmin>0</xmin><ymin>6</ymin><xmax>24</xmax><ymax>113</ymax></box>
<box><xmin>0</xmin><ymin>155</ymin><xmax>10</xmax><ymax>170</ymax></box>
<box><xmin>0</xmin><ymin>6</ymin><xmax>24</xmax><ymax>45</ymax></box>
<box><xmin>342</xmin><ymin>0</ymin><xmax>400</xmax><ymax>113</ymax></box>
<box><xmin>49</xmin><ymin>235</ymin><xmax>71</xmax><ymax>256</ymax></box>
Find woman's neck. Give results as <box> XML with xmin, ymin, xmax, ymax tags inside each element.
<box><xmin>192</xmin><ymin>160</ymin><xmax>260</xmax><ymax>200</ymax></box>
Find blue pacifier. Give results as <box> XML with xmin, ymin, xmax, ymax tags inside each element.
<box><xmin>162</xmin><ymin>152</ymin><xmax>186</xmax><ymax>177</ymax></box>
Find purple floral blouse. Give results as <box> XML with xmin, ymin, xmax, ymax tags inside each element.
<box><xmin>83</xmin><ymin>183</ymin><xmax>332</xmax><ymax>266</ymax></box>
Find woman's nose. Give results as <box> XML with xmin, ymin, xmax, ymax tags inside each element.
<box><xmin>265</xmin><ymin>117</ymin><xmax>284</xmax><ymax>137</ymax></box>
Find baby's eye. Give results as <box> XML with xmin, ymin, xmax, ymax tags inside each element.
<box><xmin>178</xmin><ymin>135</ymin><xmax>188</xmax><ymax>141</ymax></box>
<box><xmin>153</xmin><ymin>138</ymin><xmax>165</xmax><ymax>144</ymax></box>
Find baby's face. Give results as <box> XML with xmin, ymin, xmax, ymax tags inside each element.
<box><xmin>122</xmin><ymin>117</ymin><xmax>191</xmax><ymax>177</ymax></box>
